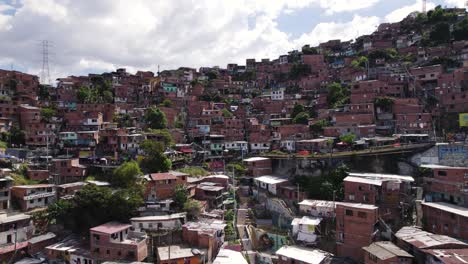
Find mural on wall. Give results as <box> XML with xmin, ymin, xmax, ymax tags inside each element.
<box><xmin>438</xmin><ymin>144</ymin><xmax>468</xmax><ymax>166</ymax></box>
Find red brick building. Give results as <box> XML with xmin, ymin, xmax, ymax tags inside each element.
<box><xmin>363</xmin><ymin>241</ymin><xmax>413</xmax><ymax>264</ymax></box>
<box><xmin>143</xmin><ymin>171</ymin><xmax>188</xmax><ymax>201</ymax></box>
<box><xmin>343</xmin><ymin>172</ymin><xmax>414</xmax><ymax>224</ymax></box>
<box><xmin>51</xmin><ymin>159</ymin><xmax>87</xmax><ymax>184</ymax></box>
<box><xmin>336</xmin><ymin>203</ymin><xmax>379</xmax><ymax>263</ymax></box>
<box><xmin>421</xmin><ymin>201</ymin><xmax>468</xmax><ymax>240</ymax></box>
<box><xmin>90</xmin><ymin>222</ymin><xmax>148</xmax><ymax>262</ymax></box>
<box><xmin>243</xmin><ymin>157</ymin><xmax>272</xmax><ymax>177</ymax></box>
<box><xmin>10</xmin><ymin>184</ymin><xmax>56</xmax><ymax>211</ymax></box>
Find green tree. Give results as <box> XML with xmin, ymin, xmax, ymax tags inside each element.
<box><xmin>291</xmin><ymin>104</ymin><xmax>305</xmax><ymax>119</ymax></box>
<box><xmin>77</xmin><ymin>86</ymin><xmax>92</xmax><ymax>103</ymax></box>
<box><xmin>339</xmin><ymin>133</ymin><xmax>356</xmax><ymax>144</ymax></box>
<box><xmin>112</xmin><ymin>161</ymin><xmax>142</xmax><ymax>188</ymax></box>
<box><xmin>301</xmin><ymin>45</ymin><xmax>318</xmax><ymax>55</ymax></box>
<box><xmin>160</xmin><ymin>99</ymin><xmax>173</xmax><ymax>107</ymax></box>
<box><xmin>293</xmin><ymin>112</ymin><xmax>310</xmax><ymax>124</ymax></box>
<box><xmin>147</xmin><ymin>129</ymin><xmax>174</xmax><ymax>147</ymax></box>
<box><xmin>289</xmin><ymin>64</ymin><xmax>311</xmax><ymax>80</ymax></box>
<box><xmin>9</xmin><ymin>126</ymin><xmax>25</xmax><ymax>146</ymax></box>
<box><xmin>206</xmin><ymin>71</ymin><xmax>218</xmax><ymax>80</ymax></box>
<box><xmin>453</xmin><ymin>18</ymin><xmax>468</xmax><ymax>41</ymax></box>
<box><xmin>40</xmin><ymin>107</ymin><xmax>56</xmax><ymax>122</ymax></box>
<box><xmin>310</xmin><ymin>119</ymin><xmax>329</xmax><ymax>135</ymax></box>
<box><xmin>38</xmin><ymin>85</ymin><xmax>50</xmax><ymax>100</ymax></box>
<box><xmin>327</xmin><ymin>82</ymin><xmax>348</xmax><ymax>108</ymax></box>
<box><xmin>325</xmin><ymin>164</ymin><xmax>349</xmax><ymax>201</ymax></box>
<box><xmin>183</xmin><ymin>199</ymin><xmax>202</xmax><ymax>220</ymax></box>
<box><xmin>221</xmin><ymin>108</ymin><xmax>233</xmax><ymax>118</ymax></box>
<box><xmin>174</xmin><ymin>184</ymin><xmax>188</xmax><ymax>210</ymax></box>
<box><xmin>226</xmin><ymin>162</ymin><xmax>246</xmax><ymax>176</ymax></box>
<box><xmin>139</xmin><ymin>140</ymin><xmax>172</xmax><ymax>173</ymax></box>
<box><xmin>351</xmin><ymin>56</ymin><xmax>368</xmax><ymax>69</ymax></box>
<box><xmin>102</xmin><ymin>90</ymin><xmax>114</xmax><ymax>103</ymax></box>
<box><xmin>430</xmin><ymin>22</ymin><xmax>451</xmax><ymax>44</ymax></box>
<box><xmin>145</xmin><ymin>107</ymin><xmax>168</xmax><ymax>129</ymax></box>
<box><xmin>48</xmin><ymin>185</ymin><xmax>143</xmax><ymax>234</ymax></box>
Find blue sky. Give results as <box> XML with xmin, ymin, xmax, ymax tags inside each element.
<box><xmin>0</xmin><ymin>0</ymin><xmax>465</xmax><ymax>83</ymax></box>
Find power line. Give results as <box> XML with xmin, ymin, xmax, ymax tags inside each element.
<box><xmin>40</xmin><ymin>40</ymin><xmax>51</xmax><ymax>85</ymax></box>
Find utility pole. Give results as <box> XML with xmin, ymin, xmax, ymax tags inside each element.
<box><xmin>40</xmin><ymin>40</ymin><xmax>51</xmax><ymax>85</ymax></box>
<box><xmin>297</xmin><ymin>183</ymin><xmax>300</xmax><ymax>204</ymax></box>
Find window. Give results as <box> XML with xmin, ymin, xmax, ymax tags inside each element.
<box><xmin>94</xmin><ymin>248</ymin><xmax>100</xmax><ymax>253</ymax></box>
<box><xmin>106</xmin><ymin>249</ymin><xmax>110</xmax><ymax>255</ymax></box>
<box><xmin>358</xmin><ymin>212</ymin><xmax>367</xmax><ymax>219</ymax></box>
<box><xmin>363</xmin><ymin>194</ymin><xmax>369</xmax><ymax>202</ymax></box>
<box><xmin>348</xmin><ymin>194</ymin><xmax>355</xmax><ymax>201</ymax></box>
<box><xmin>438</xmin><ymin>170</ymin><xmax>447</xmax><ymax>176</ymax></box>
<box><xmin>369</xmin><ymin>253</ymin><xmax>378</xmax><ymax>262</ymax></box>
<box><xmin>345</xmin><ymin>209</ymin><xmax>353</xmax><ymax>216</ymax></box>
<box><xmin>30</xmin><ymin>200</ymin><xmax>34</xmax><ymax>204</ymax></box>
<box><xmin>93</xmin><ymin>234</ymin><xmax>100</xmax><ymax>241</ymax></box>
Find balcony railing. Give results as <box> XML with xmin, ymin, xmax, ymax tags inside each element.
<box><xmin>24</xmin><ymin>191</ymin><xmax>56</xmax><ymax>200</ymax></box>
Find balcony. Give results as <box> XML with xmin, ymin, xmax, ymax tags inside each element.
<box><xmin>377</xmin><ymin>113</ymin><xmax>393</xmax><ymax>120</ymax></box>
<box><xmin>24</xmin><ymin>191</ymin><xmax>56</xmax><ymax>201</ymax></box>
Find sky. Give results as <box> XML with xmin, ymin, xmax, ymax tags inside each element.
<box><xmin>0</xmin><ymin>0</ymin><xmax>466</xmax><ymax>83</ymax></box>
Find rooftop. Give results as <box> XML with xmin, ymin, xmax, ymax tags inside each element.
<box><xmin>213</xmin><ymin>248</ymin><xmax>248</xmax><ymax>264</ymax></box>
<box><xmin>276</xmin><ymin>245</ymin><xmax>332</xmax><ymax>264</ymax></box>
<box><xmin>146</xmin><ymin>172</ymin><xmax>177</xmax><ymax>181</ymax></box>
<box><xmin>363</xmin><ymin>241</ymin><xmax>413</xmax><ymax>260</ymax></box>
<box><xmin>343</xmin><ymin>176</ymin><xmax>383</xmax><ymax>186</ymax></box>
<box><xmin>157</xmin><ymin>245</ymin><xmax>204</xmax><ymax>261</ymax></box>
<box><xmin>421</xmin><ymin>201</ymin><xmax>468</xmax><ymax>217</ymax></box>
<box><xmin>197</xmin><ymin>184</ymin><xmax>224</xmax><ymax>192</ymax></box>
<box><xmin>348</xmin><ymin>172</ymin><xmax>414</xmax><ymax>182</ymax></box>
<box><xmin>0</xmin><ymin>212</ymin><xmax>31</xmax><ymax>224</ymax></box>
<box><xmin>90</xmin><ymin>222</ymin><xmax>131</xmax><ymax>234</ymax></box>
<box><xmin>243</xmin><ymin>157</ymin><xmax>270</xmax><ymax>162</ymax></box>
<box><xmin>183</xmin><ymin>219</ymin><xmax>226</xmax><ymax>232</ymax></box>
<box><xmin>254</xmin><ymin>175</ymin><xmax>289</xmax><ymax>185</ymax></box>
<box><xmin>12</xmin><ymin>184</ymin><xmax>55</xmax><ymax>189</ymax></box>
<box><xmin>298</xmin><ymin>199</ymin><xmax>378</xmax><ymax>210</ymax></box>
<box><xmin>422</xmin><ymin>248</ymin><xmax>468</xmax><ymax>264</ymax></box>
<box><xmin>420</xmin><ymin>164</ymin><xmax>468</xmax><ymax>170</ymax></box>
<box><xmin>291</xmin><ymin>216</ymin><xmax>322</xmax><ymax>226</ymax></box>
<box><xmin>131</xmin><ymin>213</ymin><xmax>186</xmax><ymax>222</ymax></box>
<box><xmin>395</xmin><ymin>226</ymin><xmax>468</xmax><ymax>249</ymax></box>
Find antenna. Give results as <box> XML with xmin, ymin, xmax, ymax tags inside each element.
<box><xmin>422</xmin><ymin>0</ymin><xmax>427</xmax><ymax>13</ymax></box>
<box><xmin>41</xmin><ymin>40</ymin><xmax>51</xmax><ymax>85</ymax></box>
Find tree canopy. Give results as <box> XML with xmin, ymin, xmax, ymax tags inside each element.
<box><xmin>327</xmin><ymin>82</ymin><xmax>349</xmax><ymax>108</ymax></box>
<box><xmin>145</xmin><ymin>106</ymin><xmax>168</xmax><ymax>129</ymax></box>
<box><xmin>48</xmin><ymin>185</ymin><xmax>143</xmax><ymax>234</ymax></box>
<box><xmin>112</xmin><ymin>161</ymin><xmax>142</xmax><ymax>188</ymax></box>
<box><xmin>293</xmin><ymin>112</ymin><xmax>310</xmax><ymax>124</ymax></box>
<box><xmin>291</xmin><ymin>104</ymin><xmax>305</xmax><ymax>119</ymax></box>
<box><xmin>139</xmin><ymin>140</ymin><xmax>172</xmax><ymax>173</ymax></box>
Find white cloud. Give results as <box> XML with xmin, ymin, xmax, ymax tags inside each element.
<box><xmin>319</xmin><ymin>0</ymin><xmax>381</xmax><ymax>15</ymax></box>
<box><xmin>445</xmin><ymin>0</ymin><xmax>467</xmax><ymax>8</ymax></box>
<box><xmin>0</xmin><ymin>0</ymin><xmax>383</xmax><ymax>83</ymax></box>
<box><xmin>385</xmin><ymin>0</ymin><xmax>437</xmax><ymax>23</ymax></box>
<box><xmin>293</xmin><ymin>15</ymin><xmax>381</xmax><ymax>47</ymax></box>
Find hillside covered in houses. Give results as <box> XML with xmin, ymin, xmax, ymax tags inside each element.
<box><xmin>0</xmin><ymin>5</ymin><xmax>467</xmax><ymax>264</ymax></box>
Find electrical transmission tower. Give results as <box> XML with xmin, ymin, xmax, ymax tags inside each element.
<box><xmin>422</xmin><ymin>0</ymin><xmax>427</xmax><ymax>13</ymax></box>
<box><xmin>41</xmin><ymin>40</ymin><xmax>51</xmax><ymax>85</ymax></box>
